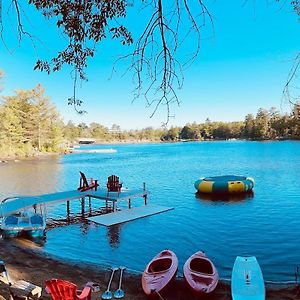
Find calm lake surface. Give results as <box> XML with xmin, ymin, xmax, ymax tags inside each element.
<box><xmin>1</xmin><ymin>141</ymin><xmax>300</xmax><ymax>282</ymax></box>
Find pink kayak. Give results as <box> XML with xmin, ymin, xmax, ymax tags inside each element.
<box><xmin>183</xmin><ymin>251</ymin><xmax>219</xmax><ymax>296</ymax></box>
<box><xmin>142</xmin><ymin>249</ymin><xmax>178</xmax><ymax>297</ymax></box>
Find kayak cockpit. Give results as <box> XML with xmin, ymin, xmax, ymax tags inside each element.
<box><xmin>148</xmin><ymin>258</ymin><xmax>172</xmax><ymax>273</ymax></box>
<box><xmin>190</xmin><ymin>258</ymin><xmax>214</xmax><ymax>275</ymax></box>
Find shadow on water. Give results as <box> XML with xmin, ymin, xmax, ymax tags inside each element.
<box><xmin>195</xmin><ymin>191</ymin><xmax>254</xmax><ymax>203</ymax></box>
<box><xmin>1</xmin><ymin>234</ymin><xmax>46</xmax><ymax>248</ymax></box>
<box><xmin>80</xmin><ymin>220</ymin><xmax>90</xmax><ymax>235</ymax></box>
<box><xmin>106</xmin><ymin>224</ymin><xmax>121</xmax><ymax>248</ymax></box>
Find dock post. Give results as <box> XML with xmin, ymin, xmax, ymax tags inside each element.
<box><xmin>128</xmin><ymin>198</ymin><xmax>131</xmax><ymax>209</ymax></box>
<box><xmin>67</xmin><ymin>201</ymin><xmax>70</xmax><ymax>219</ymax></box>
<box><xmin>88</xmin><ymin>196</ymin><xmax>92</xmax><ymax>216</ymax></box>
<box><xmin>112</xmin><ymin>201</ymin><xmax>116</xmax><ymax>212</ymax></box>
<box><xmin>81</xmin><ymin>197</ymin><xmax>85</xmax><ymax>217</ymax></box>
<box><xmin>143</xmin><ymin>182</ymin><xmax>147</xmax><ymax>205</ymax></box>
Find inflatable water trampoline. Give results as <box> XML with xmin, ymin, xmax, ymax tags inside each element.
<box><xmin>194</xmin><ymin>175</ymin><xmax>254</xmax><ymax>194</ymax></box>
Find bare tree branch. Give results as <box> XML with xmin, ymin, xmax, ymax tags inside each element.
<box><xmin>280</xmin><ymin>1</ymin><xmax>300</xmax><ymax>107</ymax></box>
<box><xmin>283</xmin><ymin>53</ymin><xmax>300</xmax><ymax>104</ymax></box>
<box><xmin>115</xmin><ymin>0</ymin><xmax>213</xmax><ymax>125</ymax></box>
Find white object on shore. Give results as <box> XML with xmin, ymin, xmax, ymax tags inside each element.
<box><xmin>72</xmin><ymin>149</ymin><xmax>117</xmax><ymax>154</ymax></box>
<box><xmin>231</xmin><ymin>256</ymin><xmax>265</xmax><ymax>300</ymax></box>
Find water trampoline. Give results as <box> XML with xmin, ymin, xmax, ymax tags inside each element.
<box><xmin>194</xmin><ymin>175</ymin><xmax>254</xmax><ymax>194</ymax></box>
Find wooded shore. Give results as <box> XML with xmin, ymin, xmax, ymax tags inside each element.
<box><xmin>1</xmin><ymin>84</ymin><xmax>300</xmax><ymax>159</ymax></box>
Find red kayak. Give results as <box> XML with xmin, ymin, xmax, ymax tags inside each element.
<box><xmin>142</xmin><ymin>249</ymin><xmax>178</xmax><ymax>297</ymax></box>
<box><xmin>183</xmin><ymin>251</ymin><xmax>219</xmax><ymax>296</ymax></box>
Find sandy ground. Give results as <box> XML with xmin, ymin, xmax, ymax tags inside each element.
<box><xmin>0</xmin><ymin>239</ymin><xmax>299</xmax><ymax>300</ymax></box>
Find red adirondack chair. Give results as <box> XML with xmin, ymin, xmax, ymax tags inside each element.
<box><xmin>45</xmin><ymin>279</ymin><xmax>92</xmax><ymax>300</ymax></box>
<box><xmin>78</xmin><ymin>171</ymin><xmax>99</xmax><ymax>192</ymax></box>
<box><xmin>107</xmin><ymin>175</ymin><xmax>122</xmax><ymax>193</ymax></box>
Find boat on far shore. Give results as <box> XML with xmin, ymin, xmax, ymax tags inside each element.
<box><xmin>71</xmin><ymin>148</ymin><xmax>117</xmax><ymax>154</ymax></box>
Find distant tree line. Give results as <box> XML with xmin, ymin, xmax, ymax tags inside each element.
<box><xmin>161</xmin><ymin>106</ymin><xmax>300</xmax><ymax>141</ymax></box>
<box><xmin>1</xmin><ymin>82</ymin><xmax>300</xmax><ymax>158</ymax></box>
<box><xmin>65</xmin><ymin>106</ymin><xmax>300</xmax><ymax>143</ymax></box>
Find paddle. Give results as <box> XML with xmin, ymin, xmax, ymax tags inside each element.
<box><xmin>114</xmin><ymin>266</ymin><xmax>126</xmax><ymax>299</ymax></box>
<box><xmin>102</xmin><ymin>267</ymin><xmax>118</xmax><ymax>300</ymax></box>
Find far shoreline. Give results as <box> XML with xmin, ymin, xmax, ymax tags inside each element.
<box><xmin>1</xmin><ymin>138</ymin><xmax>299</xmax><ymax>162</ymax></box>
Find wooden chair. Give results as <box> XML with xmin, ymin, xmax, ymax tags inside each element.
<box><xmin>45</xmin><ymin>279</ymin><xmax>91</xmax><ymax>300</ymax></box>
<box><xmin>0</xmin><ymin>260</ymin><xmax>42</xmax><ymax>299</ymax></box>
<box><xmin>106</xmin><ymin>175</ymin><xmax>122</xmax><ymax>194</ymax></box>
<box><xmin>78</xmin><ymin>171</ymin><xmax>99</xmax><ymax>192</ymax></box>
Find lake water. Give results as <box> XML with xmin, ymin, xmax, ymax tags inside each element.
<box><xmin>0</xmin><ymin>141</ymin><xmax>300</xmax><ymax>282</ymax></box>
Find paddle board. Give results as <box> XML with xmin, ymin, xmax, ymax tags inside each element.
<box><xmin>231</xmin><ymin>256</ymin><xmax>265</xmax><ymax>300</ymax></box>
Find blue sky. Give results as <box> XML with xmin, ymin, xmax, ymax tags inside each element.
<box><xmin>0</xmin><ymin>1</ymin><xmax>298</xmax><ymax>129</ymax></box>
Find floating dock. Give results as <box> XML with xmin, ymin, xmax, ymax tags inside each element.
<box><xmin>88</xmin><ymin>205</ymin><xmax>174</xmax><ymax>226</ymax></box>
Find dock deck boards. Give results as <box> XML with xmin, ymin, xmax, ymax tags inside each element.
<box><xmin>87</xmin><ymin>205</ymin><xmax>174</xmax><ymax>226</ymax></box>
<box><xmin>0</xmin><ymin>188</ymin><xmax>147</xmax><ymax>217</ymax></box>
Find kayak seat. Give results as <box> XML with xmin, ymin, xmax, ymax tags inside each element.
<box><xmin>190</xmin><ymin>258</ymin><xmax>213</xmax><ymax>275</ymax></box>
<box><xmin>148</xmin><ymin>258</ymin><xmax>172</xmax><ymax>273</ymax></box>
<box><xmin>191</xmin><ymin>273</ymin><xmax>213</xmax><ymax>285</ymax></box>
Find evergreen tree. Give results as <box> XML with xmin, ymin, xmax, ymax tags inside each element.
<box><xmin>254</xmin><ymin>108</ymin><xmax>270</xmax><ymax>139</ymax></box>
<box><xmin>243</xmin><ymin>114</ymin><xmax>255</xmax><ymax>139</ymax></box>
<box><xmin>0</xmin><ymin>84</ymin><xmax>64</xmax><ymax>157</ymax></box>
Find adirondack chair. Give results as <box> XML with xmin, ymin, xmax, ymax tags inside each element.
<box><xmin>0</xmin><ymin>260</ymin><xmax>42</xmax><ymax>299</ymax></box>
<box><xmin>45</xmin><ymin>279</ymin><xmax>92</xmax><ymax>300</ymax></box>
<box><xmin>107</xmin><ymin>175</ymin><xmax>122</xmax><ymax>194</ymax></box>
<box><xmin>78</xmin><ymin>171</ymin><xmax>99</xmax><ymax>192</ymax></box>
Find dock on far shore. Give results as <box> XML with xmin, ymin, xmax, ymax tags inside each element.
<box><xmin>0</xmin><ymin>185</ymin><xmax>174</xmax><ymax>227</ymax></box>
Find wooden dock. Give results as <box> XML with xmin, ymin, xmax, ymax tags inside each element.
<box><xmin>0</xmin><ymin>184</ymin><xmax>174</xmax><ymax>228</ymax></box>
<box><xmin>0</xmin><ymin>187</ymin><xmax>148</xmax><ymax>217</ymax></box>
<box><xmin>88</xmin><ymin>205</ymin><xmax>174</xmax><ymax>226</ymax></box>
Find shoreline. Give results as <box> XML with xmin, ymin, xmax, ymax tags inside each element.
<box><xmin>0</xmin><ymin>239</ymin><xmax>299</xmax><ymax>299</ymax></box>
<box><xmin>1</xmin><ymin>139</ymin><xmax>300</xmax><ymax>161</ymax></box>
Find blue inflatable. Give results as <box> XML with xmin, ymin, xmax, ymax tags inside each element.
<box><xmin>194</xmin><ymin>175</ymin><xmax>255</xmax><ymax>194</ymax></box>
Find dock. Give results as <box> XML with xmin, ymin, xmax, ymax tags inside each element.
<box><xmin>0</xmin><ymin>187</ymin><xmax>148</xmax><ymax>217</ymax></box>
<box><xmin>0</xmin><ymin>185</ymin><xmax>174</xmax><ymax>227</ymax></box>
<box><xmin>88</xmin><ymin>205</ymin><xmax>174</xmax><ymax>226</ymax></box>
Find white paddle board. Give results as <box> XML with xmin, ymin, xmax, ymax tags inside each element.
<box><xmin>231</xmin><ymin>256</ymin><xmax>265</xmax><ymax>300</ymax></box>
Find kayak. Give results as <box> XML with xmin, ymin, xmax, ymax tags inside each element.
<box><xmin>183</xmin><ymin>251</ymin><xmax>219</xmax><ymax>295</ymax></box>
<box><xmin>142</xmin><ymin>249</ymin><xmax>178</xmax><ymax>297</ymax></box>
<box><xmin>231</xmin><ymin>256</ymin><xmax>265</xmax><ymax>300</ymax></box>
